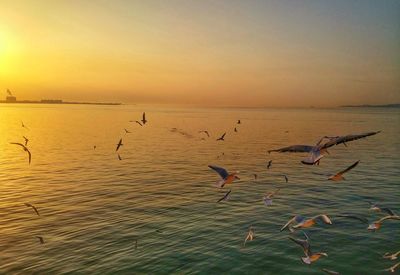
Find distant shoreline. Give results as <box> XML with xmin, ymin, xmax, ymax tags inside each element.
<box><xmin>341</xmin><ymin>103</ymin><xmax>400</xmax><ymax>108</ymax></box>
<box><xmin>0</xmin><ymin>100</ymin><xmax>122</xmax><ymax>106</ymax></box>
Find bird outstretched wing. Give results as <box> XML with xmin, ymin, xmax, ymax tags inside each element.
<box><xmin>208</xmin><ymin>165</ymin><xmax>229</xmax><ymax>179</ymax></box>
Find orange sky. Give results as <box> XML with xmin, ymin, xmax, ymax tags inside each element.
<box><xmin>0</xmin><ymin>0</ymin><xmax>399</xmax><ymax>107</ymax></box>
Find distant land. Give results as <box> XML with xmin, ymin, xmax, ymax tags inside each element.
<box><xmin>0</xmin><ymin>97</ymin><xmax>121</xmax><ymax>106</ymax></box>
<box><xmin>341</xmin><ymin>103</ymin><xmax>400</xmax><ymax>108</ymax></box>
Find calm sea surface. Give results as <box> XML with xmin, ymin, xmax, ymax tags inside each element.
<box><xmin>0</xmin><ymin>104</ymin><xmax>399</xmax><ymax>274</ymax></box>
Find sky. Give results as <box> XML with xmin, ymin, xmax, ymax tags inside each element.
<box><xmin>0</xmin><ymin>0</ymin><xmax>399</xmax><ymax>107</ymax></box>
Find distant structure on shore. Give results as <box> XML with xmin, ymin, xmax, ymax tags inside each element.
<box><xmin>1</xmin><ymin>89</ymin><xmax>121</xmax><ymax>106</ymax></box>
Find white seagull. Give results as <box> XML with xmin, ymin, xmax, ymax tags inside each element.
<box><xmin>208</xmin><ymin>165</ymin><xmax>240</xmax><ymax>188</ymax></box>
<box><xmin>268</xmin><ymin>131</ymin><xmax>380</xmax><ymax>165</ymax></box>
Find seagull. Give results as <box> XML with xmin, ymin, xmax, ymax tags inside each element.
<box><xmin>284</xmin><ymin>175</ymin><xmax>288</xmax><ymax>183</ymax></box>
<box><xmin>10</xmin><ymin>142</ymin><xmax>31</xmax><ymax>164</ymax></box>
<box><xmin>281</xmin><ymin>215</ymin><xmax>332</xmax><ymax>232</ymax></box>
<box><xmin>217</xmin><ymin>190</ymin><xmax>231</xmax><ymax>203</ymax></box>
<box><xmin>199</xmin><ymin>130</ymin><xmax>210</xmax><ymax>137</ymax></box>
<box><xmin>267</xmin><ymin>160</ymin><xmax>272</xmax><ymax>169</ymax></box>
<box><xmin>328</xmin><ymin>160</ymin><xmax>359</xmax><ymax>181</ymax></box>
<box><xmin>268</xmin><ymin>131</ymin><xmax>380</xmax><ymax>165</ymax></box>
<box><xmin>36</xmin><ymin>236</ymin><xmax>44</xmax><ymax>244</ymax></box>
<box><xmin>23</xmin><ymin>136</ymin><xmax>29</xmax><ymax>146</ymax></box>
<box><xmin>368</xmin><ymin>215</ymin><xmax>400</xmax><ymax>231</ymax></box>
<box><xmin>237</xmin><ymin>120</ymin><xmax>241</xmax><ymax>124</ymax></box>
<box><xmin>116</xmin><ymin>138</ymin><xmax>123</xmax><ymax>151</ymax></box>
<box><xmin>369</xmin><ymin>203</ymin><xmax>396</xmax><ymax>216</ymax></box>
<box><xmin>243</xmin><ymin>226</ymin><xmax>254</xmax><ymax>247</ymax></box>
<box><xmin>321</xmin><ymin>269</ymin><xmax>340</xmax><ymax>275</ymax></box>
<box><xmin>93</xmin><ymin>145</ymin><xmax>97</xmax><ymax>150</ymax></box>
<box><xmin>118</xmin><ymin>154</ymin><xmax>122</xmax><ymax>160</ymax></box>
<box><xmin>216</xmin><ymin>133</ymin><xmax>226</xmax><ymax>141</ymax></box>
<box><xmin>263</xmin><ymin>188</ymin><xmax>281</xmax><ymax>206</ymax></box>
<box><xmin>24</xmin><ymin>203</ymin><xmax>40</xmax><ymax>216</ymax></box>
<box><xmin>208</xmin><ymin>165</ymin><xmax>240</xmax><ymax>188</ymax></box>
<box><xmin>383</xmin><ymin>251</ymin><xmax>400</xmax><ymax>261</ymax></box>
<box><xmin>289</xmin><ymin>231</ymin><xmax>328</xmax><ymax>265</ymax></box>
<box><xmin>124</xmin><ymin>128</ymin><xmax>131</xmax><ymax>134</ymax></box>
<box><xmin>141</xmin><ymin>112</ymin><xmax>147</xmax><ymax>125</ymax></box>
<box><xmin>337</xmin><ymin>214</ymin><xmax>400</xmax><ymax>231</ymax></box>
<box><xmin>384</xmin><ymin>262</ymin><xmax>400</xmax><ymax>273</ymax></box>
<box><xmin>253</xmin><ymin>174</ymin><xmax>258</xmax><ymax>180</ymax></box>
<box><xmin>234</xmin><ymin>127</ymin><xmax>238</xmax><ymax>133</ymax></box>
<box><xmin>21</xmin><ymin>121</ymin><xmax>29</xmax><ymax>130</ymax></box>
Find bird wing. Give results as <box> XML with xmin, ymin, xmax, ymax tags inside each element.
<box><xmin>381</xmin><ymin>208</ymin><xmax>396</xmax><ymax>216</ymax></box>
<box><xmin>217</xmin><ymin>190</ymin><xmax>231</xmax><ymax>202</ymax></box>
<box><xmin>221</xmin><ymin>133</ymin><xmax>226</xmax><ymax>139</ymax></box>
<box><xmin>10</xmin><ymin>142</ymin><xmax>26</xmax><ymax>149</ymax></box>
<box><xmin>135</xmin><ymin>121</ymin><xmax>143</xmax><ymax>126</ymax></box>
<box><xmin>205</xmin><ymin>131</ymin><xmax>210</xmax><ymax>137</ymax></box>
<box><xmin>312</xmin><ymin>214</ymin><xmax>332</xmax><ymax>224</ymax></box>
<box><xmin>268</xmin><ymin>145</ymin><xmax>315</xmax><ymax>153</ymax></box>
<box><xmin>336</xmin><ymin>214</ymin><xmax>368</xmax><ymax>224</ymax></box>
<box><xmin>280</xmin><ymin>216</ymin><xmax>297</xmax><ymax>232</ymax></box>
<box><xmin>208</xmin><ymin>165</ymin><xmax>229</xmax><ymax>179</ymax></box>
<box><xmin>321</xmin><ymin>131</ymin><xmax>381</xmax><ymax>149</ymax></box>
<box><xmin>377</xmin><ymin>215</ymin><xmax>400</xmax><ymax>223</ymax></box>
<box><xmin>289</xmin><ymin>237</ymin><xmax>311</xmax><ymax>256</ymax></box>
<box><xmin>27</xmin><ymin>149</ymin><xmax>32</xmax><ymax>164</ymax></box>
<box><xmin>143</xmin><ymin>112</ymin><xmax>146</xmax><ymax>121</ymax></box>
<box><xmin>336</xmin><ymin>160</ymin><xmax>360</xmax><ymax>176</ymax></box>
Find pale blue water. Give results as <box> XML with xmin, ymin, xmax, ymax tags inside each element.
<box><xmin>0</xmin><ymin>105</ymin><xmax>399</xmax><ymax>274</ymax></box>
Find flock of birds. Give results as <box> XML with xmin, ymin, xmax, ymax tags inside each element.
<box><xmin>205</xmin><ymin>127</ymin><xmax>399</xmax><ymax>274</ymax></box>
<box><xmin>8</xmin><ymin>113</ymin><xmax>399</xmax><ymax>274</ymax></box>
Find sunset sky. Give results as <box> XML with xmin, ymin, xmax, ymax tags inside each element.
<box><xmin>0</xmin><ymin>0</ymin><xmax>399</xmax><ymax>107</ymax></box>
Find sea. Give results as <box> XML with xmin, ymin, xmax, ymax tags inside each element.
<box><xmin>0</xmin><ymin>104</ymin><xmax>399</xmax><ymax>274</ymax></box>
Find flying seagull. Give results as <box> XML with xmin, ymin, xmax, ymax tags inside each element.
<box><xmin>337</xmin><ymin>214</ymin><xmax>400</xmax><ymax>231</ymax></box>
<box><xmin>10</xmin><ymin>142</ymin><xmax>31</xmax><ymax>164</ymax></box>
<box><xmin>267</xmin><ymin>160</ymin><xmax>272</xmax><ymax>169</ymax></box>
<box><xmin>384</xmin><ymin>262</ymin><xmax>400</xmax><ymax>273</ymax></box>
<box><xmin>217</xmin><ymin>189</ymin><xmax>232</xmax><ymax>203</ymax></box>
<box><xmin>237</xmin><ymin>120</ymin><xmax>241</xmax><ymax>124</ymax></box>
<box><xmin>36</xmin><ymin>236</ymin><xmax>45</xmax><ymax>244</ymax></box>
<box><xmin>289</xmin><ymin>231</ymin><xmax>328</xmax><ymax>265</ymax></box>
<box><xmin>23</xmin><ymin>136</ymin><xmax>29</xmax><ymax>146</ymax></box>
<box><xmin>284</xmin><ymin>175</ymin><xmax>288</xmax><ymax>183</ymax></box>
<box><xmin>24</xmin><ymin>203</ymin><xmax>40</xmax><ymax>216</ymax></box>
<box><xmin>116</xmin><ymin>138</ymin><xmax>123</xmax><ymax>152</ymax></box>
<box><xmin>199</xmin><ymin>130</ymin><xmax>210</xmax><ymax>137</ymax></box>
<box><xmin>383</xmin><ymin>251</ymin><xmax>400</xmax><ymax>261</ymax></box>
<box><xmin>268</xmin><ymin>131</ymin><xmax>380</xmax><ymax>165</ymax></box>
<box><xmin>216</xmin><ymin>133</ymin><xmax>226</xmax><ymax>141</ymax></box>
<box><xmin>243</xmin><ymin>226</ymin><xmax>254</xmax><ymax>247</ymax></box>
<box><xmin>234</xmin><ymin>127</ymin><xmax>238</xmax><ymax>133</ymax></box>
<box><xmin>21</xmin><ymin>121</ymin><xmax>29</xmax><ymax>130</ymax></box>
<box><xmin>368</xmin><ymin>215</ymin><xmax>400</xmax><ymax>231</ymax></box>
<box><xmin>281</xmin><ymin>215</ymin><xmax>332</xmax><ymax>232</ymax></box>
<box><xmin>253</xmin><ymin>174</ymin><xmax>258</xmax><ymax>180</ymax></box>
<box><xmin>208</xmin><ymin>165</ymin><xmax>240</xmax><ymax>188</ymax></box>
<box><xmin>328</xmin><ymin>160</ymin><xmax>360</xmax><ymax>181</ymax></box>
<box><xmin>263</xmin><ymin>188</ymin><xmax>281</xmax><ymax>206</ymax></box>
<box><xmin>141</xmin><ymin>112</ymin><xmax>147</xmax><ymax>125</ymax></box>
<box><xmin>124</xmin><ymin>128</ymin><xmax>131</xmax><ymax>134</ymax></box>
